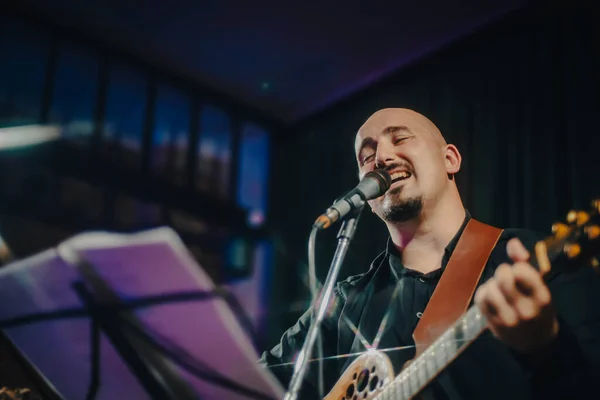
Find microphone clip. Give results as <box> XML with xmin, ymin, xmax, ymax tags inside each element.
<box><xmin>313</xmin><ymin>191</ymin><xmax>365</xmax><ymax>230</ymax></box>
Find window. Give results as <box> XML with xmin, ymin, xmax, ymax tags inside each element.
<box><xmin>197</xmin><ymin>106</ymin><xmax>232</xmax><ymax>198</ymax></box>
<box><xmin>49</xmin><ymin>44</ymin><xmax>98</xmax><ymax>146</ymax></box>
<box><xmin>0</xmin><ymin>16</ymin><xmax>49</xmax><ymax>128</ymax></box>
<box><xmin>228</xmin><ymin>124</ymin><xmax>272</xmax><ymax>330</ymax></box>
<box><xmin>152</xmin><ymin>85</ymin><xmax>190</xmax><ymax>183</ymax></box>
<box><xmin>226</xmin><ymin>240</ymin><xmax>274</xmax><ymax>331</ymax></box>
<box><xmin>104</xmin><ymin>65</ymin><xmax>147</xmax><ymax>169</ymax></box>
<box><xmin>224</xmin><ymin>237</ymin><xmax>253</xmax><ymax>281</ymax></box>
<box><xmin>236</xmin><ymin>124</ymin><xmax>270</xmax><ymax>226</ymax></box>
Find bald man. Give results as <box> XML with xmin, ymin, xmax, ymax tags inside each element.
<box><xmin>260</xmin><ymin>109</ymin><xmax>600</xmax><ymax>399</ymax></box>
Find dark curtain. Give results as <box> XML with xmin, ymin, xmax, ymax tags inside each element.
<box><xmin>265</xmin><ymin>2</ymin><xmax>600</xmax><ymax>343</ymax></box>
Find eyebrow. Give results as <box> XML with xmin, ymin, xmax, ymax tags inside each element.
<box><xmin>383</xmin><ymin>125</ymin><xmax>409</xmax><ymax>134</ymax></box>
<box><xmin>357</xmin><ymin>125</ymin><xmax>410</xmax><ymax>161</ymax></box>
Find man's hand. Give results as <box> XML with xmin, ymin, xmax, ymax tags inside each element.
<box><xmin>474</xmin><ymin>238</ymin><xmax>559</xmax><ymax>354</ymax></box>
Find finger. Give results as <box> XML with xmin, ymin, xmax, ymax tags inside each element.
<box><xmin>495</xmin><ymin>262</ymin><xmax>542</xmax><ymax>320</ymax></box>
<box><xmin>475</xmin><ymin>281</ymin><xmax>518</xmax><ymax>327</ymax></box>
<box><xmin>494</xmin><ymin>263</ymin><xmax>518</xmax><ymax>304</ymax></box>
<box><xmin>512</xmin><ymin>262</ymin><xmax>552</xmax><ymax>309</ymax></box>
<box><xmin>507</xmin><ymin>238</ymin><xmax>530</xmax><ymax>263</ymax></box>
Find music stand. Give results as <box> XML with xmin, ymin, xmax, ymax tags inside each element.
<box><xmin>0</xmin><ymin>227</ymin><xmax>285</xmax><ymax>400</ymax></box>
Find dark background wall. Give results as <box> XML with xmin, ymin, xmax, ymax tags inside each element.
<box><xmin>266</xmin><ymin>2</ymin><xmax>600</xmax><ymax>342</ymax></box>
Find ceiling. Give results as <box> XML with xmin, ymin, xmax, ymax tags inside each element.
<box><xmin>13</xmin><ymin>0</ymin><xmax>528</xmax><ymax>123</ymax></box>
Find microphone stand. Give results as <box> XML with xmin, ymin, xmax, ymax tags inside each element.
<box><xmin>284</xmin><ymin>204</ymin><xmax>364</xmax><ymax>400</ymax></box>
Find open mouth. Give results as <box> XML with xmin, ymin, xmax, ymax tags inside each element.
<box><xmin>390</xmin><ymin>171</ymin><xmax>412</xmax><ymax>184</ymax></box>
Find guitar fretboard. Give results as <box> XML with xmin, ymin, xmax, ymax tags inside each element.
<box><xmin>375</xmin><ymin>306</ymin><xmax>488</xmax><ymax>400</ymax></box>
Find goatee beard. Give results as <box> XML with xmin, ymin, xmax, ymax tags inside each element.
<box><xmin>381</xmin><ymin>196</ymin><xmax>423</xmax><ymax>223</ymax></box>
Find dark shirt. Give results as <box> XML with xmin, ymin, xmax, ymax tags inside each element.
<box><xmin>259</xmin><ymin>212</ymin><xmax>600</xmax><ymax>399</ymax></box>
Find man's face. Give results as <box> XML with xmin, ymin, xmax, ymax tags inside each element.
<box><xmin>355</xmin><ymin>109</ymin><xmax>455</xmax><ymax>223</ymax></box>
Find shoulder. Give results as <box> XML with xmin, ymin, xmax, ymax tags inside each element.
<box><xmin>335</xmin><ymin>249</ymin><xmax>387</xmax><ymax>300</ymax></box>
<box><xmin>334</xmin><ymin>271</ymin><xmax>370</xmax><ymax>303</ymax></box>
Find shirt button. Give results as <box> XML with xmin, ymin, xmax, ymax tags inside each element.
<box><xmin>416</xmin><ymin>312</ymin><xmax>423</xmax><ymax>318</ymax></box>
<box><xmin>418</xmin><ymin>277</ymin><xmax>426</xmax><ymax>283</ymax></box>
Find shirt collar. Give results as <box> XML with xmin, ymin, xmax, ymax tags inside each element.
<box><xmin>387</xmin><ymin>209</ymin><xmax>472</xmax><ymax>279</ymax></box>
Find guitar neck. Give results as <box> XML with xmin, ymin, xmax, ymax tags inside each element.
<box><xmin>376</xmin><ymin>305</ymin><xmax>488</xmax><ymax>400</ymax></box>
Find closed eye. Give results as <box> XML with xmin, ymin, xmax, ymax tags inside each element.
<box><xmin>359</xmin><ymin>153</ymin><xmax>375</xmax><ymax>166</ymax></box>
<box><xmin>392</xmin><ymin>136</ymin><xmax>409</xmax><ymax>145</ymax></box>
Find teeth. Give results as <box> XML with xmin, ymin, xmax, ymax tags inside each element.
<box><xmin>391</xmin><ymin>171</ymin><xmax>411</xmax><ymax>180</ymax></box>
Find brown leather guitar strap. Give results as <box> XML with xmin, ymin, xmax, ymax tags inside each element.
<box><xmin>412</xmin><ymin>219</ymin><xmax>503</xmax><ymax>354</ymax></box>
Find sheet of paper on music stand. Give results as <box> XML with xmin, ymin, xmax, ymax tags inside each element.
<box><xmin>0</xmin><ymin>227</ymin><xmax>285</xmax><ymax>400</ymax></box>
<box><xmin>0</xmin><ymin>248</ymin><xmax>147</xmax><ymax>399</ymax></box>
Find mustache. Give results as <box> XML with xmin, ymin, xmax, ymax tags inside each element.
<box><xmin>383</xmin><ymin>163</ymin><xmax>412</xmax><ymax>173</ymax></box>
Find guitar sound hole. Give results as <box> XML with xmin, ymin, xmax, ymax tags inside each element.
<box><xmin>356</xmin><ymin>369</ymin><xmax>370</xmax><ymax>392</ymax></box>
<box><xmin>369</xmin><ymin>376</ymin><xmax>379</xmax><ymax>391</ymax></box>
<box><xmin>345</xmin><ymin>383</ymin><xmax>355</xmax><ymax>399</ymax></box>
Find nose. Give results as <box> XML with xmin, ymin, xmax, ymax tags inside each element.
<box><xmin>374</xmin><ymin>142</ymin><xmax>396</xmax><ymax>169</ymax></box>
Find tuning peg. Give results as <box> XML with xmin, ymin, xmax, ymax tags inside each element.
<box><xmin>563</xmin><ymin>243</ymin><xmax>581</xmax><ymax>259</ymax></box>
<box><xmin>552</xmin><ymin>223</ymin><xmax>570</xmax><ymax>238</ymax></box>
<box><xmin>566</xmin><ymin>210</ymin><xmax>590</xmax><ymax>226</ymax></box>
<box><xmin>585</xmin><ymin>225</ymin><xmax>600</xmax><ymax>240</ymax></box>
<box><xmin>592</xmin><ymin>199</ymin><xmax>600</xmax><ymax>214</ymax></box>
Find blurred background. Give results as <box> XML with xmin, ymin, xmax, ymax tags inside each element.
<box><xmin>0</xmin><ymin>0</ymin><xmax>599</xmax><ymax>359</ymax></box>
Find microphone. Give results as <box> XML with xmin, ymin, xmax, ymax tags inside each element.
<box><xmin>313</xmin><ymin>169</ymin><xmax>392</xmax><ymax>230</ymax></box>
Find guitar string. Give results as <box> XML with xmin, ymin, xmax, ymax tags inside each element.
<box><xmin>263</xmin><ymin>345</ymin><xmax>417</xmax><ymax>368</ymax></box>
<box><xmin>262</xmin><ymin>337</ymin><xmax>479</xmax><ymax>369</ymax></box>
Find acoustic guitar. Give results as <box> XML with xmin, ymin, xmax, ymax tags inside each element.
<box><xmin>324</xmin><ymin>201</ymin><xmax>600</xmax><ymax>400</ymax></box>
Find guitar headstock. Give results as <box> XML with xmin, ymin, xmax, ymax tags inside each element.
<box><xmin>535</xmin><ymin>199</ymin><xmax>600</xmax><ymax>277</ymax></box>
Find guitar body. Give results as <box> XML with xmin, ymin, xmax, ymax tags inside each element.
<box><xmin>323</xmin><ymin>350</ymin><xmax>395</xmax><ymax>400</ymax></box>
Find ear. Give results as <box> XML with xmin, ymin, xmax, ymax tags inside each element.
<box><xmin>444</xmin><ymin>144</ymin><xmax>461</xmax><ymax>175</ymax></box>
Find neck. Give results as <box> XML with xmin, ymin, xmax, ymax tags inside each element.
<box><xmin>387</xmin><ymin>191</ymin><xmax>465</xmax><ymax>274</ymax></box>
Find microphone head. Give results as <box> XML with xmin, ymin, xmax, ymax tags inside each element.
<box><xmin>359</xmin><ymin>169</ymin><xmax>392</xmax><ymax>201</ymax></box>
<box><xmin>365</xmin><ymin>168</ymin><xmax>392</xmax><ymax>188</ymax></box>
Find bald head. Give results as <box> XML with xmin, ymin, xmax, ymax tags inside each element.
<box><xmin>357</xmin><ymin>108</ymin><xmax>447</xmax><ymax>151</ymax></box>
<box><xmin>354</xmin><ymin>107</ymin><xmax>463</xmax><ymax>227</ymax></box>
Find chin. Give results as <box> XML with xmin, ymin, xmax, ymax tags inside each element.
<box><xmin>379</xmin><ymin>195</ymin><xmax>424</xmax><ymax>223</ymax></box>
